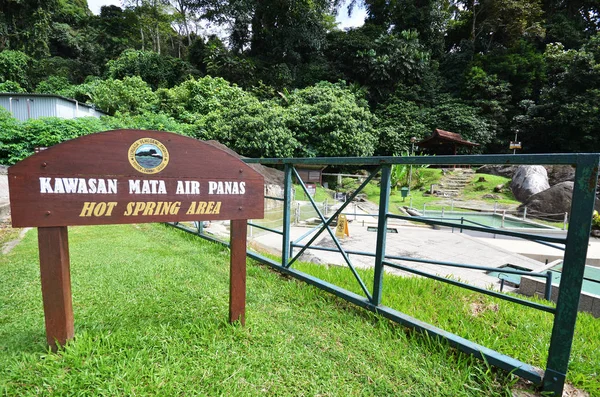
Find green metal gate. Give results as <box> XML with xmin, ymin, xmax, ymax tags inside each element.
<box><xmin>170</xmin><ymin>153</ymin><xmax>599</xmax><ymax>396</ymax></box>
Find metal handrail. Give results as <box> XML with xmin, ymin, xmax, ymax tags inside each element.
<box><xmin>168</xmin><ymin>153</ymin><xmax>599</xmax><ymax>396</ymax></box>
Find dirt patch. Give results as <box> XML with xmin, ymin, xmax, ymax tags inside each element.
<box><xmin>1</xmin><ymin>219</ymin><xmax>30</xmax><ymax>254</ymax></box>
<box><xmin>469</xmin><ymin>301</ymin><xmax>499</xmax><ymax>317</ymax></box>
<box><xmin>512</xmin><ymin>378</ymin><xmax>589</xmax><ymax>397</ymax></box>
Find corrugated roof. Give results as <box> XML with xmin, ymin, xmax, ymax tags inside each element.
<box><xmin>417</xmin><ymin>128</ymin><xmax>479</xmax><ymax>147</ymax></box>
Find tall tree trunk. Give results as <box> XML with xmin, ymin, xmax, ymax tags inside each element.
<box><xmin>156</xmin><ymin>25</ymin><xmax>160</xmax><ymax>54</ymax></box>
<box><xmin>140</xmin><ymin>27</ymin><xmax>145</xmax><ymax>50</ymax></box>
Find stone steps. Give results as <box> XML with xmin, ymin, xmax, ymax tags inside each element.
<box><xmin>434</xmin><ymin>169</ymin><xmax>475</xmax><ymax>197</ymax></box>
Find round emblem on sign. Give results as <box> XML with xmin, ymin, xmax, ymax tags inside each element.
<box><xmin>128</xmin><ymin>138</ymin><xmax>169</xmax><ymax>174</ymax></box>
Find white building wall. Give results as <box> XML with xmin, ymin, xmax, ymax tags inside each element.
<box><xmin>56</xmin><ymin>99</ymin><xmax>77</xmax><ymax>119</ymax></box>
<box><xmin>0</xmin><ymin>95</ymin><xmax>105</xmax><ymax>121</ymax></box>
<box><xmin>0</xmin><ymin>96</ymin><xmax>57</xmax><ymax>121</ymax></box>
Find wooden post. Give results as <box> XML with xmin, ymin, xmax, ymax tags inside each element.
<box><xmin>229</xmin><ymin>219</ymin><xmax>247</xmax><ymax>325</ymax></box>
<box><xmin>37</xmin><ymin>227</ymin><xmax>74</xmax><ymax>350</ymax></box>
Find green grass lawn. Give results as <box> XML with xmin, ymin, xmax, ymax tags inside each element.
<box><xmin>294</xmin><ymin>183</ymin><xmax>334</xmax><ymax>202</ymax></box>
<box><xmin>363</xmin><ymin>170</ymin><xmax>525</xmax><ymax>214</ymax></box>
<box><xmin>461</xmin><ymin>174</ymin><xmax>517</xmax><ymax>204</ymax></box>
<box><xmin>1</xmin><ymin>224</ymin><xmax>598</xmax><ymax>396</ymax></box>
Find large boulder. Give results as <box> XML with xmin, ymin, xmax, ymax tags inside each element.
<box><xmin>518</xmin><ymin>182</ymin><xmax>573</xmax><ymax>221</ymax></box>
<box><xmin>476</xmin><ymin>165</ymin><xmax>517</xmax><ymax>178</ymax></box>
<box><xmin>545</xmin><ymin>165</ymin><xmax>575</xmax><ymax>186</ymax></box>
<box><xmin>510</xmin><ymin>165</ymin><xmax>550</xmax><ymax>202</ymax></box>
<box><xmin>518</xmin><ymin>182</ymin><xmax>600</xmax><ymax>221</ymax></box>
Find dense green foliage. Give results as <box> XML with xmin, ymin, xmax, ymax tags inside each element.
<box><xmin>0</xmin><ymin>0</ymin><xmax>599</xmax><ymax>160</ymax></box>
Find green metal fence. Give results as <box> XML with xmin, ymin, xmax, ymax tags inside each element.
<box><xmin>169</xmin><ymin>153</ymin><xmax>599</xmax><ymax>396</ymax></box>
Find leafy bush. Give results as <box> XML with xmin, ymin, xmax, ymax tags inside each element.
<box><xmin>0</xmin><ymin>50</ymin><xmax>31</xmax><ymax>89</ymax></box>
<box><xmin>375</xmin><ymin>98</ymin><xmax>428</xmax><ymax>155</ymax></box>
<box><xmin>285</xmin><ymin>81</ymin><xmax>378</xmax><ymax>157</ymax></box>
<box><xmin>91</xmin><ymin>76</ymin><xmax>157</xmax><ymax>115</ymax></box>
<box><xmin>157</xmin><ymin>76</ymin><xmax>247</xmax><ymax>122</ymax></box>
<box><xmin>104</xmin><ymin>112</ymin><xmax>195</xmax><ymax>136</ymax></box>
<box><xmin>199</xmin><ymin>96</ymin><xmax>299</xmax><ymax>158</ymax></box>
<box><xmin>35</xmin><ymin>76</ymin><xmax>73</xmax><ymax>94</ymax></box>
<box><xmin>0</xmin><ymin>81</ymin><xmax>26</xmax><ymax>93</ymax></box>
<box><xmin>0</xmin><ymin>112</ymin><xmax>109</xmax><ymax>165</ymax></box>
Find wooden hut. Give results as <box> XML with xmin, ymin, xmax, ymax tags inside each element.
<box><xmin>417</xmin><ymin>129</ymin><xmax>479</xmax><ymax>155</ymax></box>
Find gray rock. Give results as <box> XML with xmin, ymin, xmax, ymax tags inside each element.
<box><xmin>510</xmin><ymin>165</ymin><xmax>550</xmax><ymax>202</ymax></box>
<box><xmin>545</xmin><ymin>165</ymin><xmax>575</xmax><ymax>186</ymax></box>
<box><xmin>518</xmin><ymin>182</ymin><xmax>573</xmax><ymax>221</ymax></box>
<box><xmin>493</xmin><ymin>184</ymin><xmax>505</xmax><ymax>193</ymax></box>
<box><xmin>519</xmin><ymin>181</ymin><xmax>600</xmax><ymax>221</ymax></box>
<box><xmin>476</xmin><ymin>165</ymin><xmax>517</xmax><ymax>178</ymax></box>
<box><xmin>482</xmin><ymin>194</ymin><xmax>501</xmax><ymax>199</ymax></box>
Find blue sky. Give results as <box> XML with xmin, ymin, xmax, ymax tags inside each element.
<box><xmin>86</xmin><ymin>0</ymin><xmax>366</xmax><ymax>29</ymax></box>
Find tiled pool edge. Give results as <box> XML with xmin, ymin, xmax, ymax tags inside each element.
<box><xmin>520</xmin><ymin>260</ymin><xmax>600</xmax><ymax>318</ymax></box>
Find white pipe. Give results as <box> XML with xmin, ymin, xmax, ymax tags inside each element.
<box><xmin>9</xmin><ymin>97</ymin><xmax>12</xmax><ymax>115</ymax></box>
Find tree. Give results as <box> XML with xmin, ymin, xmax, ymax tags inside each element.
<box><xmin>375</xmin><ymin>98</ymin><xmax>428</xmax><ymax>155</ymax></box>
<box><xmin>0</xmin><ymin>51</ymin><xmax>31</xmax><ymax>88</ymax></box>
<box><xmin>361</xmin><ymin>0</ymin><xmax>450</xmax><ymax>57</ymax></box>
<box><xmin>423</xmin><ymin>97</ymin><xmax>495</xmax><ymax>152</ymax></box>
<box><xmin>0</xmin><ymin>0</ymin><xmax>59</xmax><ymax>57</ymax></box>
<box><xmin>123</xmin><ymin>0</ymin><xmax>176</xmax><ymax>55</ymax></box>
<box><xmin>92</xmin><ymin>5</ymin><xmax>140</xmax><ymax>64</ymax></box>
<box><xmin>284</xmin><ymin>81</ymin><xmax>378</xmax><ymax>157</ymax></box>
<box><xmin>106</xmin><ymin>49</ymin><xmax>198</xmax><ymax>89</ymax></box>
<box><xmin>520</xmin><ymin>36</ymin><xmax>600</xmax><ymax>152</ymax></box>
<box><xmin>447</xmin><ymin>0</ymin><xmax>545</xmax><ymax>53</ymax></box>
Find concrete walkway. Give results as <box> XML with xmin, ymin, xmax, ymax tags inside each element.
<box><xmin>250</xmin><ymin>220</ymin><xmax>548</xmax><ymax>291</ymax></box>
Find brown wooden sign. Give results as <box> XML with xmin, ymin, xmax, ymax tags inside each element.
<box><xmin>8</xmin><ymin>130</ymin><xmax>264</xmax><ymax>349</ymax></box>
<box><xmin>9</xmin><ymin>129</ymin><xmax>264</xmax><ymax>227</ymax></box>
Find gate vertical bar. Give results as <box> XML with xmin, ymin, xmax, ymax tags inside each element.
<box><xmin>282</xmin><ymin>164</ymin><xmax>293</xmax><ymax>267</ymax></box>
<box><xmin>373</xmin><ymin>165</ymin><xmax>392</xmax><ymax>305</ymax></box>
<box><xmin>542</xmin><ymin>154</ymin><xmax>599</xmax><ymax>395</ymax></box>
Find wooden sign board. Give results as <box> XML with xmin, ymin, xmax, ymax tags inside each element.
<box><xmin>8</xmin><ymin>130</ymin><xmax>264</xmax><ymax>349</ymax></box>
<box><xmin>10</xmin><ymin>130</ymin><xmax>264</xmax><ymax>227</ymax></box>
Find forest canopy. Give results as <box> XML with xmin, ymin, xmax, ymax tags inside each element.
<box><xmin>0</xmin><ymin>0</ymin><xmax>599</xmax><ymax>163</ymax></box>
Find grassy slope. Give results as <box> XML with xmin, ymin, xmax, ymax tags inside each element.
<box><xmin>364</xmin><ymin>170</ymin><xmax>521</xmax><ymax>213</ymax></box>
<box><xmin>0</xmin><ymin>224</ymin><xmax>598</xmax><ymax>396</ymax></box>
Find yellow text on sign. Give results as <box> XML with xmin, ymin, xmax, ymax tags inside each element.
<box><xmin>78</xmin><ymin>201</ymin><xmax>222</xmax><ymax>217</ymax></box>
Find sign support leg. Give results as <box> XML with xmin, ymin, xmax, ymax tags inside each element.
<box><xmin>229</xmin><ymin>219</ymin><xmax>247</xmax><ymax>325</ymax></box>
<box><xmin>37</xmin><ymin>226</ymin><xmax>74</xmax><ymax>350</ymax></box>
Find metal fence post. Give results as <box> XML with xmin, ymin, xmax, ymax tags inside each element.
<box><xmin>282</xmin><ymin>164</ymin><xmax>293</xmax><ymax>267</ymax></box>
<box><xmin>544</xmin><ymin>271</ymin><xmax>553</xmax><ymax>301</ymax></box>
<box><xmin>542</xmin><ymin>155</ymin><xmax>599</xmax><ymax>396</ymax></box>
<box><xmin>373</xmin><ymin>165</ymin><xmax>392</xmax><ymax>305</ymax></box>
